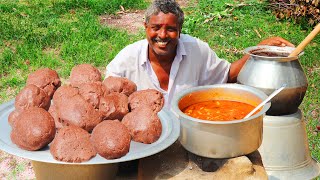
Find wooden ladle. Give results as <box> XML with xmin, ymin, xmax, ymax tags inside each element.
<box><xmin>289</xmin><ymin>23</ymin><xmax>320</xmax><ymax>57</ymax></box>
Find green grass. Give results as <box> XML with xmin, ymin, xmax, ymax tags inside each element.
<box><xmin>0</xmin><ymin>0</ymin><xmax>319</xmax><ymax>175</ymax></box>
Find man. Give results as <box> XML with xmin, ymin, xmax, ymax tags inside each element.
<box><xmin>106</xmin><ymin>0</ymin><xmax>294</xmax><ymax>108</ymax></box>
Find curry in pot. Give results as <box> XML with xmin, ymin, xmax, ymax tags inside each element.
<box><xmin>182</xmin><ymin>100</ymin><xmax>256</xmax><ymax>121</ymax></box>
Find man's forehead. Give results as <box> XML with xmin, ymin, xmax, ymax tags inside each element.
<box><xmin>148</xmin><ymin>12</ymin><xmax>178</xmax><ymax>23</ymax></box>
<box><xmin>150</xmin><ymin>12</ymin><xmax>178</xmax><ymax>20</ymax></box>
<box><xmin>148</xmin><ymin>23</ymin><xmax>178</xmax><ymax>27</ymax></box>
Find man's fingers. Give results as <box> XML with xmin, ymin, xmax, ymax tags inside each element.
<box><xmin>275</xmin><ymin>37</ymin><xmax>295</xmax><ymax>47</ymax></box>
<box><xmin>258</xmin><ymin>37</ymin><xmax>295</xmax><ymax>47</ymax></box>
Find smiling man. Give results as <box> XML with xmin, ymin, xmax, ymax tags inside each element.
<box><xmin>105</xmin><ymin>0</ymin><xmax>294</xmax><ymax>108</ymax></box>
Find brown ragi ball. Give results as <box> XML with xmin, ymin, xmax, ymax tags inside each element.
<box><xmin>50</xmin><ymin>126</ymin><xmax>97</xmax><ymax>163</ymax></box>
<box><xmin>91</xmin><ymin>120</ymin><xmax>131</xmax><ymax>159</ymax></box>
<box><xmin>102</xmin><ymin>76</ymin><xmax>137</xmax><ymax>96</ymax></box>
<box><xmin>99</xmin><ymin>92</ymin><xmax>129</xmax><ymax>120</ymax></box>
<box><xmin>52</xmin><ymin>85</ymin><xmax>79</xmax><ymax>105</ymax></box>
<box><xmin>26</xmin><ymin>68</ymin><xmax>61</xmax><ymax>98</ymax></box>
<box><xmin>78</xmin><ymin>82</ymin><xmax>107</xmax><ymax>109</ymax></box>
<box><xmin>122</xmin><ymin>107</ymin><xmax>162</xmax><ymax>144</ymax></box>
<box><xmin>15</xmin><ymin>84</ymin><xmax>51</xmax><ymax>111</ymax></box>
<box><xmin>55</xmin><ymin>94</ymin><xmax>102</xmax><ymax>132</ymax></box>
<box><xmin>11</xmin><ymin>107</ymin><xmax>56</xmax><ymax>151</ymax></box>
<box><xmin>69</xmin><ymin>64</ymin><xmax>102</xmax><ymax>88</ymax></box>
<box><xmin>128</xmin><ymin>89</ymin><xmax>164</xmax><ymax>113</ymax></box>
<box><xmin>8</xmin><ymin>109</ymin><xmax>22</xmax><ymax>127</ymax></box>
<box><xmin>51</xmin><ymin>85</ymin><xmax>79</xmax><ymax>130</ymax></box>
<box><xmin>48</xmin><ymin>104</ymin><xmax>63</xmax><ymax>130</ymax></box>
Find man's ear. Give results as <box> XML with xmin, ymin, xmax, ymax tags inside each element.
<box><xmin>144</xmin><ymin>22</ymin><xmax>147</xmax><ymax>29</ymax></box>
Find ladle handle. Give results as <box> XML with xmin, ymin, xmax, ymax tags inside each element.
<box><xmin>244</xmin><ymin>85</ymin><xmax>286</xmax><ymax>119</ymax></box>
<box><xmin>289</xmin><ymin>23</ymin><xmax>320</xmax><ymax>57</ymax></box>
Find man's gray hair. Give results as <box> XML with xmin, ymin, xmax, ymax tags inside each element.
<box><xmin>145</xmin><ymin>0</ymin><xmax>184</xmax><ymax>29</ymax></box>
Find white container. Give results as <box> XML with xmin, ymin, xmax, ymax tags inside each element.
<box><xmin>259</xmin><ymin>109</ymin><xmax>320</xmax><ymax>179</ymax></box>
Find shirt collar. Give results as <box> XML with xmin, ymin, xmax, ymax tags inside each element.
<box><xmin>140</xmin><ymin>37</ymin><xmax>187</xmax><ymax>66</ymax></box>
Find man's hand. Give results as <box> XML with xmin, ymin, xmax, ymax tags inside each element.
<box><xmin>258</xmin><ymin>37</ymin><xmax>295</xmax><ymax>47</ymax></box>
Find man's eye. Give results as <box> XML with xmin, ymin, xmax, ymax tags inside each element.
<box><xmin>151</xmin><ymin>26</ymin><xmax>160</xmax><ymax>30</ymax></box>
<box><xmin>167</xmin><ymin>27</ymin><xmax>178</xmax><ymax>32</ymax></box>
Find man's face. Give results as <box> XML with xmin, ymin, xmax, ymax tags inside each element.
<box><xmin>144</xmin><ymin>12</ymin><xmax>181</xmax><ymax>57</ymax></box>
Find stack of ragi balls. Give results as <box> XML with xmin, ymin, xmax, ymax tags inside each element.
<box><xmin>8</xmin><ymin>64</ymin><xmax>164</xmax><ymax>163</ymax></box>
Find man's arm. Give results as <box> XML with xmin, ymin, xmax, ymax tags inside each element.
<box><xmin>227</xmin><ymin>37</ymin><xmax>295</xmax><ymax>83</ymax></box>
<box><xmin>227</xmin><ymin>54</ymin><xmax>250</xmax><ymax>83</ymax></box>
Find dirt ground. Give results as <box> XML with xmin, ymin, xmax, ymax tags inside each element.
<box><xmin>100</xmin><ymin>0</ymin><xmax>190</xmax><ymax>34</ymax></box>
<box><xmin>0</xmin><ymin>1</ymin><xmax>191</xmax><ymax>178</ymax></box>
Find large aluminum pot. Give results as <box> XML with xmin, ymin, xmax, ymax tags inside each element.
<box><xmin>237</xmin><ymin>45</ymin><xmax>308</xmax><ymax>115</ymax></box>
<box><xmin>171</xmin><ymin>84</ymin><xmax>270</xmax><ymax>158</ymax></box>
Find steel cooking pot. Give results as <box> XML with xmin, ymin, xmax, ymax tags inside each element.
<box><xmin>237</xmin><ymin>45</ymin><xmax>308</xmax><ymax>115</ymax></box>
<box><xmin>171</xmin><ymin>84</ymin><xmax>270</xmax><ymax>158</ymax></box>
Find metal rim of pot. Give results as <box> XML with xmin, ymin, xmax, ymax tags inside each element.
<box><xmin>243</xmin><ymin>45</ymin><xmax>304</xmax><ymax>62</ymax></box>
